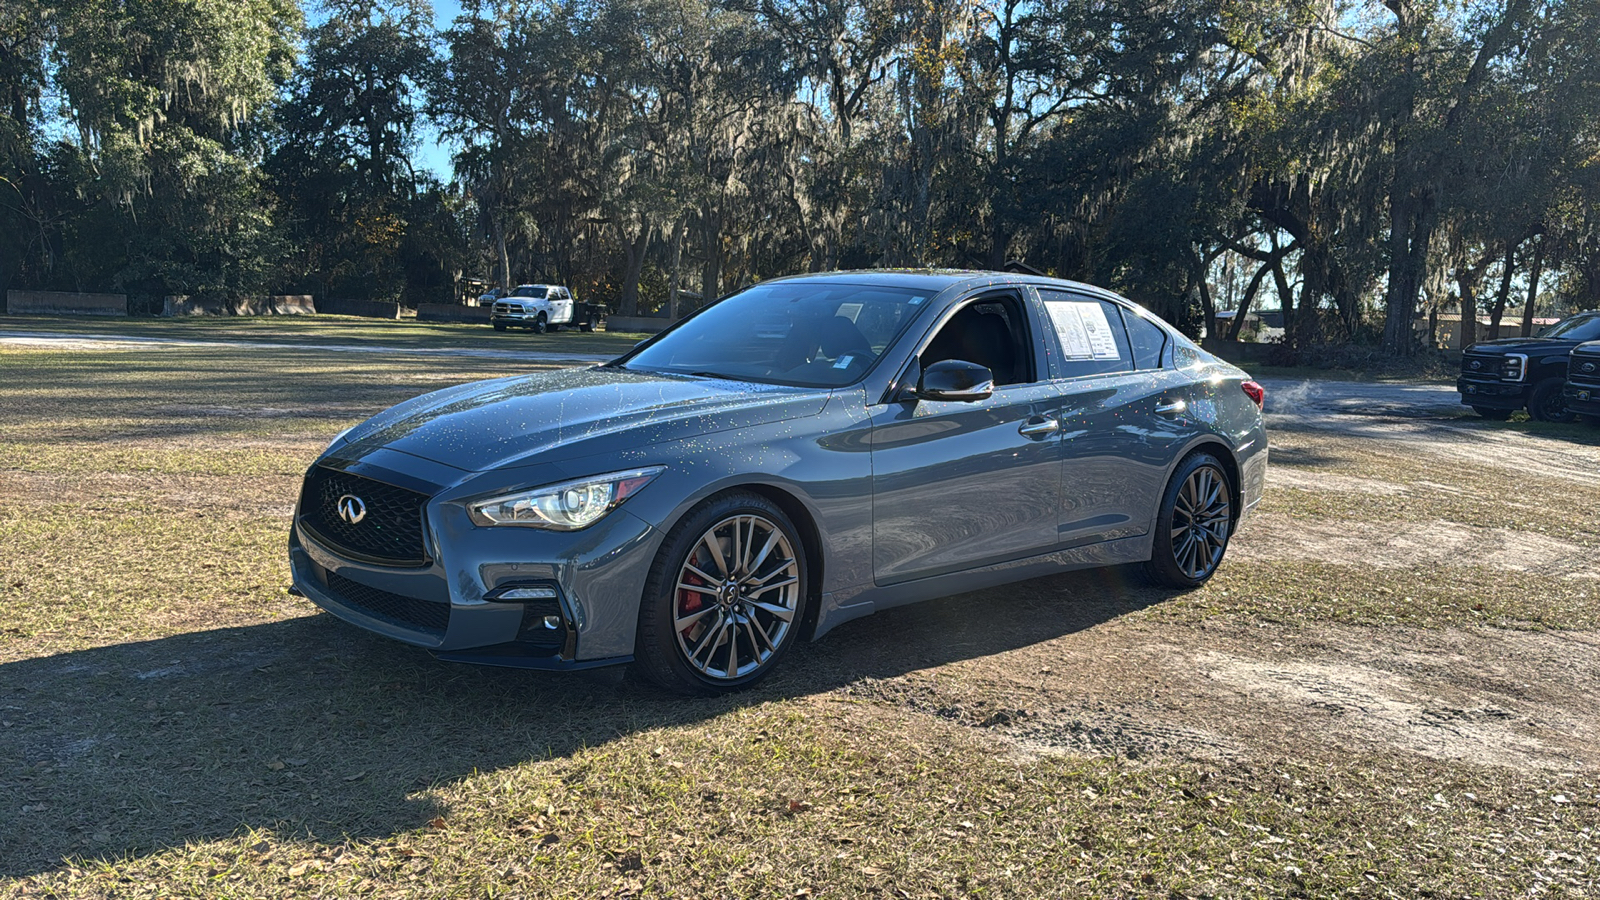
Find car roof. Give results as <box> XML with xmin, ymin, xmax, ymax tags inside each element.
<box><xmin>757</xmin><ymin>269</ymin><xmax>1128</xmax><ymax>302</ymax></box>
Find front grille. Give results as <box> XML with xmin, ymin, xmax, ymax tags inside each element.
<box><xmin>1570</xmin><ymin>356</ymin><xmax>1600</xmax><ymax>387</ymax></box>
<box><xmin>299</xmin><ymin>467</ymin><xmax>430</xmax><ymax>566</ymax></box>
<box><xmin>326</xmin><ymin>572</ymin><xmax>449</xmax><ymax>635</ymax></box>
<box><xmin>1460</xmin><ymin>355</ymin><xmax>1503</xmax><ymax>380</ymax></box>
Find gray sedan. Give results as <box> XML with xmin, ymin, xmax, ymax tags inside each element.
<box><xmin>289</xmin><ymin>271</ymin><xmax>1267</xmax><ymax>694</ymax></box>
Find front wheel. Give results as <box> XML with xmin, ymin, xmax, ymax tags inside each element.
<box><xmin>1471</xmin><ymin>405</ymin><xmax>1513</xmax><ymax>421</ymax></box>
<box><xmin>1528</xmin><ymin>377</ymin><xmax>1575</xmax><ymax>423</ymax></box>
<box><xmin>1144</xmin><ymin>451</ymin><xmax>1235</xmax><ymax>589</ymax></box>
<box><xmin>635</xmin><ymin>492</ymin><xmax>809</xmax><ymax>695</ymax></box>
<box><xmin>531</xmin><ymin>312</ymin><xmax>548</xmax><ymax>335</ymax></box>
<box><xmin>492</xmin><ymin>322</ymin><xmax>506</xmax><ymax>332</ymax></box>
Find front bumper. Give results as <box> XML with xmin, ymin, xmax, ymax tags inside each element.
<box><xmin>491</xmin><ymin>313</ymin><xmax>540</xmax><ymax>325</ymax></box>
<box><xmin>1456</xmin><ymin>377</ymin><xmax>1526</xmax><ymax>409</ymax></box>
<box><xmin>1562</xmin><ymin>383</ymin><xmax>1600</xmax><ymax>417</ymax></box>
<box><xmin>289</xmin><ymin>491</ymin><xmax>662</xmax><ymax>669</ymax></box>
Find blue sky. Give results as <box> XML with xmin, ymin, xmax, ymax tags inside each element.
<box><xmin>416</xmin><ymin>0</ymin><xmax>463</xmax><ymax>178</ymax></box>
<box><xmin>304</xmin><ymin>1</ymin><xmax>463</xmax><ymax>178</ymax></box>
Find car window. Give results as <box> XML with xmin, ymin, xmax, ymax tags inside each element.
<box><xmin>1037</xmin><ymin>291</ymin><xmax>1133</xmax><ymax>378</ymax></box>
<box><xmin>1539</xmin><ymin>314</ymin><xmax>1600</xmax><ymax>342</ymax></box>
<box><xmin>1118</xmin><ymin>305</ymin><xmax>1168</xmax><ymax>369</ymax></box>
<box><xmin>621</xmin><ymin>282</ymin><xmax>929</xmax><ymax>388</ymax></box>
<box><xmin>919</xmin><ymin>293</ymin><xmax>1036</xmax><ymax>386</ymax></box>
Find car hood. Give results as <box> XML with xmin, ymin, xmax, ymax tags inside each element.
<box><xmin>329</xmin><ymin>367</ymin><xmax>831</xmax><ymax>473</ymax></box>
<box><xmin>1464</xmin><ymin>337</ymin><xmax>1576</xmax><ymax>355</ymax></box>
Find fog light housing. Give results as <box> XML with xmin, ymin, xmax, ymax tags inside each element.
<box><xmin>488</xmin><ymin>583</ymin><xmax>571</xmax><ymax>654</ymax></box>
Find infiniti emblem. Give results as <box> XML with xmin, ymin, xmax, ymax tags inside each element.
<box><xmin>337</xmin><ymin>494</ymin><xmax>367</xmax><ymax>525</ymax></box>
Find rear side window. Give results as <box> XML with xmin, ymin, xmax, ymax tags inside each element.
<box><xmin>1038</xmin><ymin>291</ymin><xmax>1133</xmax><ymax>378</ymax></box>
<box><xmin>1118</xmin><ymin>306</ymin><xmax>1168</xmax><ymax>369</ymax></box>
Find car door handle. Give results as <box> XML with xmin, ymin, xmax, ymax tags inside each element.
<box><xmin>1019</xmin><ymin>416</ymin><xmax>1061</xmax><ymax>437</ymax></box>
<box><xmin>1155</xmin><ymin>399</ymin><xmax>1187</xmax><ymax>416</ymax></box>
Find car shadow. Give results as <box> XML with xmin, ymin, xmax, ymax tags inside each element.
<box><xmin>0</xmin><ymin>565</ymin><xmax>1170</xmax><ymax>876</ymax></box>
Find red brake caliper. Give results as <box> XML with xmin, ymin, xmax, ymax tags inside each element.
<box><xmin>678</xmin><ymin>552</ymin><xmax>706</xmax><ymax>637</ymax></box>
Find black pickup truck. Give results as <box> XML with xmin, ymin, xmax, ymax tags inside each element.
<box><xmin>1563</xmin><ymin>340</ymin><xmax>1600</xmax><ymax>422</ymax></box>
<box><xmin>1457</xmin><ymin>311</ymin><xmax>1600</xmax><ymax>422</ymax></box>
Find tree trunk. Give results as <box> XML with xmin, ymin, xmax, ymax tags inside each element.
<box><xmin>1381</xmin><ymin>188</ymin><xmax>1437</xmax><ymax>356</ymax></box>
<box><xmin>667</xmin><ymin>215</ymin><xmax>685</xmax><ymax>321</ymax></box>
<box><xmin>1488</xmin><ymin>242</ymin><xmax>1516</xmax><ymax>341</ymax></box>
<box><xmin>491</xmin><ymin>217</ymin><xmax>511</xmax><ymax>290</ymax></box>
<box><xmin>1521</xmin><ymin>237</ymin><xmax>1544</xmax><ymax>337</ymax></box>
<box><xmin>701</xmin><ymin>209</ymin><xmax>722</xmax><ymax>303</ymax></box>
<box><xmin>1227</xmin><ymin>261</ymin><xmax>1273</xmax><ymax>341</ymax></box>
<box><xmin>1456</xmin><ymin>271</ymin><xmax>1476</xmax><ymax>351</ymax></box>
<box><xmin>1270</xmin><ymin>252</ymin><xmax>1297</xmax><ymax>344</ymax></box>
<box><xmin>618</xmin><ymin>222</ymin><xmax>650</xmax><ymax>318</ymax></box>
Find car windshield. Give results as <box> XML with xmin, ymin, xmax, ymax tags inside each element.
<box><xmin>512</xmin><ymin>286</ymin><xmax>548</xmax><ymax>299</ymax></box>
<box><xmin>620</xmin><ymin>281</ymin><xmax>932</xmax><ymax>387</ymax></box>
<box><xmin>1538</xmin><ymin>313</ymin><xmax>1600</xmax><ymax>342</ymax></box>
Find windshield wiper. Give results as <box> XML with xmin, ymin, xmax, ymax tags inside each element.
<box><xmin>686</xmin><ymin>370</ymin><xmax>741</xmax><ymax>381</ymax></box>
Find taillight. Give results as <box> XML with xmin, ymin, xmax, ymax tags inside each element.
<box><xmin>1241</xmin><ymin>380</ymin><xmax>1265</xmax><ymax>408</ymax></box>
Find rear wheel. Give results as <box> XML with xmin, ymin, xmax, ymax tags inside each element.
<box><xmin>1471</xmin><ymin>405</ymin><xmax>1512</xmax><ymax>420</ymax></box>
<box><xmin>635</xmin><ymin>492</ymin><xmax>808</xmax><ymax>695</ymax></box>
<box><xmin>1144</xmin><ymin>451</ymin><xmax>1235</xmax><ymax>589</ymax></box>
<box><xmin>1528</xmin><ymin>377</ymin><xmax>1574</xmax><ymax>423</ymax></box>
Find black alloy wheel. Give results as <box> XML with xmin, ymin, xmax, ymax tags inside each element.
<box><xmin>1528</xmin><ymin>377</ymin><xmax>1575</xmax><ymax>423</ymax></box>
<box><xmin>1144</xmin><ymin>451</ymin><xmax>1235</xmax><ymax>589</ymax></box>
<box><xmin>635</xmin><ymin>491</ymin><xmax>808</xmax><ymax>695</ymax></box>
<box><xmin>1471</xmin><ymin>405</ymin><xmax>1513</xmax><ymax>421</ymax></box>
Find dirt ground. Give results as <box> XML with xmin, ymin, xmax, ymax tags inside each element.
<box><xmin>903</xmin><ymin>377</ymin><xmax>1600</xmax><ymax>772</ymax></box>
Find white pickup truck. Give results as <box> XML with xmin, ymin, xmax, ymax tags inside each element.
<box><xmin>490</xmin><ymin>284</ymin><xmax>603</xmax><ymax>333</ymax></box>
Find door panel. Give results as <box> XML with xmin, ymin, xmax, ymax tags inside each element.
<box><xmin>1030</xmin><ymin>290</ymin><xmax>1187</xmax><ymax>545</ymax></box>
<box><xmin>870</xmin><ymin>383</ymin><xmax>1064</xmax><ymax>584</ymax></box>
<box><xmin>1054</xmin><ymin>373</ymin><xmax>1181</xmax><ymax>544</ymax></box>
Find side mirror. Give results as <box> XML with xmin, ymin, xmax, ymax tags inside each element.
<box><xmin>917</xmin><ymin>359</ymin><xmax>994</xmax><ymax>402</ymax></box>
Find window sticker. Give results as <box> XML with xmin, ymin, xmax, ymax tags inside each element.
<box><xmin>833</xmin><ymin>354</ymin><xmax>855</xmax><ymax>369</ymax></box>
<box><xmin>1044</xmin><ymin>301</ymin><xmax>1120</xmax><ymax>360</ymax></box>
<box><xmin>909</xmin><ymin>295</ymin><xmax>926</xmax><ymax>305</ymax></box>
<box><xmin>835</xmin><ymin>302</ymin><xmax>863</xmax><ymax>322</ymax></box>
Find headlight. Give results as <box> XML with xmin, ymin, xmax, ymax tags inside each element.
<box><xmin>468</xmin><ymin>467</ymin><xmax>664</xmax><ymax>530</ymax></box>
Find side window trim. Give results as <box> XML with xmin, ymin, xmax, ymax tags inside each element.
<box><xmin>1115</xmin><ymin>303</ymin><xmax>1169</xmax><ymax>371</ymax></box>
<box><xmin>884</xmin><ymin>289</ymin><xmax>1042</xmax><ymax>400</ymax></box>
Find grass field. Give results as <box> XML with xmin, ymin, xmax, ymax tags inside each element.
<box><xmin>0</xmin><ymin>313</ymin><xmax>649</xmax><ymax>356</ymax></box>
<box><xmin>1</xmin><ymin>334</ymin><xmax>1597</xmax><ymax>898</ymax></box>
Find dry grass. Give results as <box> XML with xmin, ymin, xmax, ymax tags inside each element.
<box><xmin>0</xmin><ymin>313</ymin><xmax>650</xmax><ymax>354</ymax></box>
<box><xmin>2</xmin><ymin>340</ymin><xmax>1597</xmax><ymax>898</ymax></box>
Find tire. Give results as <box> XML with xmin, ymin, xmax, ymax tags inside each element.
<box><xmin>1471</xmin><ymin>405</ymin><xmax>1512</xmax><ymax>421</ymax></box>
<box><xmin>492</xmin><ymin>323</ymin><xmax>506</xmax><ymax>332</ymax></box>
<box><xmin>1528</xmin><ymin>377</ymin><xmax>1575</xmax><ymax>423</ymax></box>
<box><xmin>532</xmin><ymin>312</ymin><xmax>547</xmax><ymax>335</ymax></box>
<box><xmin>579</xmin><ymin>321</ymin><xmax>593</xmax><ymax>333</ymax></box>
<box><xmin>635</xmin><ymin>492</ymin><xmax>809</xmax><ymax>695</ymax></box>
<box><xmin>1143</xmin><ymin>451</ymin><xmax>1235</xmax><ymax>589</ymax></box>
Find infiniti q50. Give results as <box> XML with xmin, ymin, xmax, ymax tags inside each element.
<box><xmin>289</xmin><ymin>271</ymin><xmax>1268</xmax><ymax>695</ymax></box>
